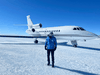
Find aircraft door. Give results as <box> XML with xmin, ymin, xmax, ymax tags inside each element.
<box><xmin>45</xmin><ymin>29</ymin><xmax>47</xmax><ymax>36</ymax></box>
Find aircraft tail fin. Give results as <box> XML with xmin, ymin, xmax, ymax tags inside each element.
<box><xmin>26</xmin><ymin>15</ymin><xmax>34</xmax><ymax>29</ymax></box>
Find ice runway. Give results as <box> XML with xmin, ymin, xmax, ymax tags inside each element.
<box><xmin>0</xmin><ymin>37</ymin><xmax>100</xmax><ymax>75</ymax></box>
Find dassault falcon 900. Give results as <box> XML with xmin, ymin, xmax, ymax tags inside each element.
<box><xmin>0</xmin><ymin>15</ymin><xmax>99</xmax><ymax>47</ymax></box>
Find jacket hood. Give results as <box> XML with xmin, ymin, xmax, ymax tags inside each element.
<box><xmin>47</xmin><ymin>36</ymin><xmax>54</xmax><ymax>39</ymax></box>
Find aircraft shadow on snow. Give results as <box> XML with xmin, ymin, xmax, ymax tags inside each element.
<box><xmin>58</xmin><ymin>42</ymin><xmax>100</xmax><ymax>51</ymax></box>
<box><xmin>53</xmin><ymin>65</ymin><xmax>98</xmax><ymax>75</ymax></box>
<box><xmin>0</xmin><ymin>42</ymin><xmax>100</xmax><ymax>51</ymax></box>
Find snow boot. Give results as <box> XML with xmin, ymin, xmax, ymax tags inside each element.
<box><xmin>47</xmin><ymin>62</ymin><xmax>50</xmax><ymax>66</ymax></box>
<box><xmin>52</xmin><ymin>63</ymin><xmax>54</xmax><ymax>68</ymax></box>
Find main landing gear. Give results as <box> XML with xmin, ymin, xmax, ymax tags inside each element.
<box><xmin>34</xmin><ymin>39</ymin><xmax>38</xmax><ymax>44</ymax></box>
<box><xmin>71</xmin><ymin>40</ymin><xmax>77</xmax><ymax>47</ymax></box>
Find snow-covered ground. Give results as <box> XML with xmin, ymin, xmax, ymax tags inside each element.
<box><xmin>0</xmin><ymin>37</ymin><xmax>100</xmax><ymax>75</ymax></box>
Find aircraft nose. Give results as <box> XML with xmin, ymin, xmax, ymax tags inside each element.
<box><xmin>87</xmin><ymin>31</ymin><xmax>99</xmax><ymax>38</ymax></box>
<box><xmin>93</xmin><ymin>33</ymin><xmax>99</xmax><ymax>37</ymax></box>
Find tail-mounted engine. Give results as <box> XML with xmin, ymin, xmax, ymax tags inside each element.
<box><xmin>32</xmin><ymin>23</ymin><xmax>42</xmax><ymax>29</ymax></box>
<box><xmin>39</xmin><ymin>23</ymin><xmax>42</xmax><ymax>28</ymax></box>
<box><xmin>31</xmin><ymin>23</ymin><xmax>42</xmax><ymax>32</ymax></box>
<box><xmin>32</xmin><ymin>28</ymin><xmax>35</xmax><ymax>32</ymax></box>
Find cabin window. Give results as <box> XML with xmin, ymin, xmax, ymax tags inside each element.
<box><xmin>39</xmin><ymin>30</ymin><xmax>61</xmax><ymax>32</ymax></box>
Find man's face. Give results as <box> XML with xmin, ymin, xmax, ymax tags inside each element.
<box><xmin>48</xmin><ymin>32</ymin><xmax>53</xmax><ymax>38</ymax></box>
<box><xmin>49</xmin><ymin>36</ymin><xmax>52</xmax><ymax>38</ymax></box>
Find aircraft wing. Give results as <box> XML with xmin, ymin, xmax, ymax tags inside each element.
<box><xmin>0</xmin><ymin>35</ymin><xmax>47</xmax><ymax>38</ymax></box>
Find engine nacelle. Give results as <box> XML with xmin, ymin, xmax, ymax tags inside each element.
<box><xmin>39</xmin><ymin>23</ymin><xmax>42</xmax><ymax>28</ymax></box>
<box><xmin>32</xmin><ymin>23</ymin><xmax>42</xmax><ymax>29</ymax></box>
<box><xmin>32</xmin><ymin>28</ymin><xmax>35</xmax><ymax>32</ymax></box>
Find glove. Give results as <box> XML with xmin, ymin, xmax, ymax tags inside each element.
<box><xmin>54</xmin><ymin>47</ymin><xmax>57</xmax><ymax>51</ymax></box>
<box><xmin>45</xmin><ymin>46</ymin><xmax>47</xmax><ymax>50</ymax></box>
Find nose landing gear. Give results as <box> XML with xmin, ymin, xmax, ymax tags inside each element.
<box><xmin>73</xmin><ymin>45</ymin><xmax>77</xmax><ymax>47</ymax></box>
<box><xmin>71</xmin><ymin>40</ymin><xmax>77</xmax><ymax>47</ymax></box>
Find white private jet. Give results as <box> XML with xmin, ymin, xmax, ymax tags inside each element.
<box><xmin>0</xmin><ymin>15</ymin><xmax>99</xmax><ymax>47</ymax></box>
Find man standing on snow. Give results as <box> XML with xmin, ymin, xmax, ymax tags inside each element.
<box><xmin>45</xmin><ymin>32</ymin><xmax>57</xmax><ymax>67</ymax></box>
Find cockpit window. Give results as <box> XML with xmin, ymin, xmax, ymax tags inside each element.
<box><xmin>79</xmin><ymin>27</ymin><xmax>85</xmax><ymax>31</ymax></box>
<box><xmin>77</xmin><ymin>28</ymin><xmax>80</xmax><ymax>30</ymax></box>
<box><xmin>73</xmin><ymin>28</ymin><xmax>77</xmax><ymax>30</ymax></box>
<box><xmin>73</xmin><ymin>27</ymin><xmax>86</xmax><ymax>31</ymax></box>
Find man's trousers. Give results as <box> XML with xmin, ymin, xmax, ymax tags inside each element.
<box><xmin>47</xmin><ymin>50</ymin><xmax>54</xmax><ymax>64</ymax></box>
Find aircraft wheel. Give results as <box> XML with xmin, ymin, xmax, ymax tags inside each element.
<box><xmin>73</xmin><ymin>45</ymin><xmax>77</xmax><ymax>47</ymax></box>
<box><xmin>34</xmin><ymin>40</ymin><xmax>38</xmax><ymax>44</ymax></box>
<box><xmin>74</xmin><ymin>45</ymin><xmax>77</xmax><ymax>47</ymax></box>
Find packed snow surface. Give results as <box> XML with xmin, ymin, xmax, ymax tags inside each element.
<box><xmin>0</xmin><ymin>37</ymin><xmax>100</xmax><ymax>75</ymax></box>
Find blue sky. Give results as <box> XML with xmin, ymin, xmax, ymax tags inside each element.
<box><xmin>0</xmin><ymin>0</ymin><xmax>100</xmax><ymax>35</ymax></box>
